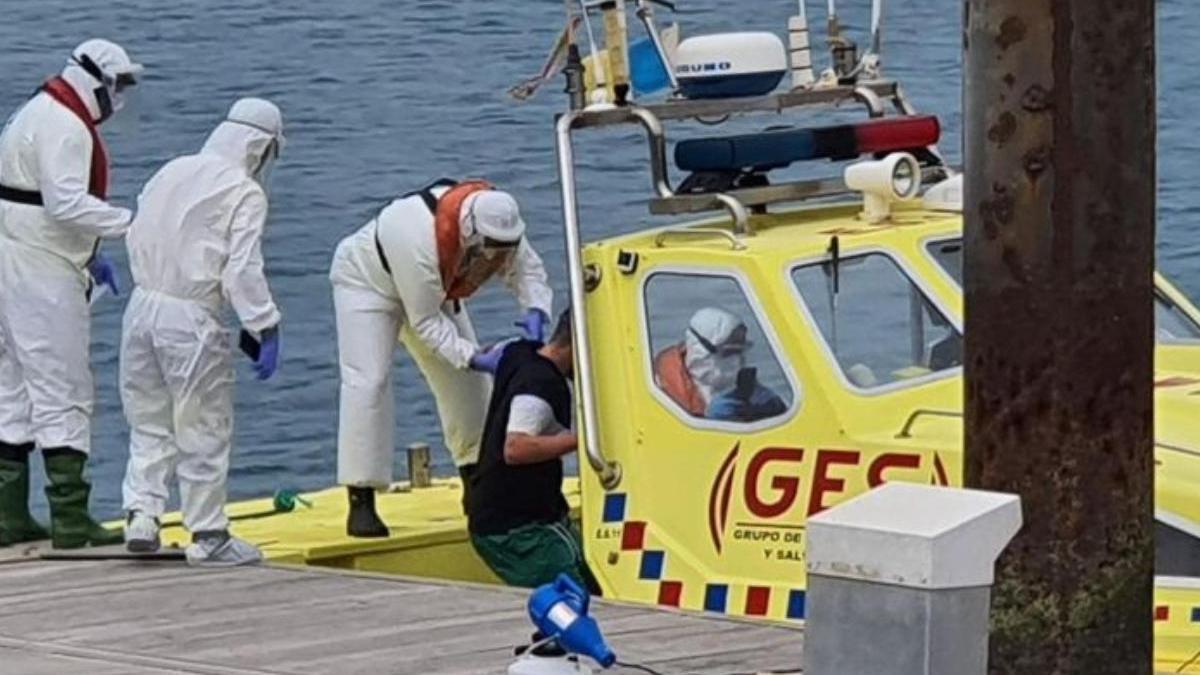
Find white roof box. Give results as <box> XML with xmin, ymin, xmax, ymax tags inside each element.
<box><xmin>674</xmin><ymin>32</ymin><xmax>787</xmax><ymax>100</ymax></box>
<box><xmin>922</xmin><ymin>173</ymin><xmax>963</xmax><ymax>212</ymax></box>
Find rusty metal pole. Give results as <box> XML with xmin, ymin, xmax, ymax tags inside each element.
<box><xmin>964</xmin><ymin>1</ymin><xmax>1155</xmax><ymax>673</ymax></box>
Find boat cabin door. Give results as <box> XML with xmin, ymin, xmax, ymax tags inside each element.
<box><xmin>582</xmin><ymin>259</ymin><xmax>839</xmax><ymax>622</ymax></box>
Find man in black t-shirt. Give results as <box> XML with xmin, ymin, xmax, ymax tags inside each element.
<box><xmin>466</xmin><ymin>310</ymin><xmax>592</xmax><ymax>589</ymax></box>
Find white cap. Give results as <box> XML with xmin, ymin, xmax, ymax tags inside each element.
<box><xmin>227</xmin><ymin>97</ymin><xmax>285</xmax><ymax>148</ymax></box>
<box><xmin>686</xmin><ymin>307</ymin><xmax>751</xmax><ymax>355</ymax></box>
<box><xmin>464</xmin><ymin>190</ymin><xmax>526</xmax><ymax>243</ymax></box>
<box><xmin>71</xmin><ymin>38</ymin><xmax>143</xmax><ymax>81</ymax></box>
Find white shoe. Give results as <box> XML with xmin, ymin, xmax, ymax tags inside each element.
<box><xmin>185</xmin><ymin>532</ymin><xmax>262</xmax><ymax>568</ymax></box>
<box><xmin>124</xmin><ymin>511</ymin><xmax>160</xmax><ymax>553</ymax></box>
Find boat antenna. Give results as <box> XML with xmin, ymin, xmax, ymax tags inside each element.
<box><xmin>825</xmin><ymin>0</ymin><xmax>858</xmax><ymax>81</ymax></box>
<box><xmin>578</xmin><ymin>0</ymin><xmax>603</xmax><ymax>66</ymax></box>
<box><xmin>634</xmin><ymin>0</ymin><xmax>680</xmax><ymax>92</ymax></box>
<box><xmin>826</xmin><ymin>0</ymin><xmax>839</xmax><ymax>41</ymax></box>
<box><xmin>870</xmin><ymin>0</ymin><xmax>883</xmax><ymax>55</ymax></box>
<box><xmin>788</xmin><ymin>0</ymin><xmax>816</xmax><ymax>89</ymax></box>
<box><xmin>826</xmin><ymin>235</ymin><xmax>841</xmax><ymax>355</ymax></box>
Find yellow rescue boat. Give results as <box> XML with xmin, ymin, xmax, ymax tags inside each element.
<box><xmin>159</xmin><ymin>23</ymin><xmax>1200</xmax><ymax>671</ymax></box>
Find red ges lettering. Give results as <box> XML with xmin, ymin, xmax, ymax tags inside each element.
<box><xmin>744</xmin><ymin>447</ymin><xmax>805</xmax><ymax>519</ymax></box>
<box><xmin>867</xmin><ymin>453</ymin><xmax>922</xmax><ymax>488</ymax></box>
<box><xmin>807</xmin><ymin>450</ymin><xmax>862</xmax><ymax>517</ymax></box>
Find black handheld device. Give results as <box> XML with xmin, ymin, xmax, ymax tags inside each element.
<box><xmin>239</xmin><ymin>330</ymin><xmax>261</xmax><ymax>361</ymax></box>
<box><xmin>735</xmin><ymin>367</ymin><xmax>758</xmax><ymax>399</ymax></box>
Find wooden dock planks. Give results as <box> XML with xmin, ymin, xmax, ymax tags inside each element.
<box><xmin>0</xmin><ymin>558</ymin><xmax>803</xmax><ymax>674</ymax></box>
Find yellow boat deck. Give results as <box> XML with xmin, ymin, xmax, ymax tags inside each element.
<box><xmin>153</xmin><ymin>478</ymin><xmax>581</xmax><ymax>584</ymax></box>
<box><xmin>0</xmin><ymin>556</ymin><xmax>804</xmax><ymax>674</ymax></box>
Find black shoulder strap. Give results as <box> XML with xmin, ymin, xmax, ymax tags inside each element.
<box><xmin>375</xmin><ymin>178</ymin><xmax>458</xmax><ymax>276</ymax></box>
<box><xmin>405</xmin><ymin>177</ymin><xmax>458</xmax><ymax>215</ymax></box>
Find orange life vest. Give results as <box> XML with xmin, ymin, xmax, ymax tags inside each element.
<box><xmin>653</xmin><ymin>343</ymin><xmax>707</xmax><ymax>417</ymax></box>
<box><xmin>433</xmin><ymin>179</ymin><xmax>494</xmax><ymax>300</ymax></box>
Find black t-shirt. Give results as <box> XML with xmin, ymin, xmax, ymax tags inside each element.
<box><xmin>467</xmin><ymin>341</ymin><xmax>571</xmax><ymax>536</ymax></box>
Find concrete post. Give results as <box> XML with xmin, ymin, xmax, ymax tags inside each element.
<box><xmin>407</xmin><ymin>443</ymin><xmax>432</xmax><ymax>489</ymax></box>
<box><xmin>803</xmin><ymin>483</ymin><xmax>1022</xmax><ymax>675</ymax></box>
<box><xmin>964</xmin><ymin>1</ymin><xmax>1156</xmax><ymax>671</ymax></box>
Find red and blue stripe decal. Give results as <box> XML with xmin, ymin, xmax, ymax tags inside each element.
<box><xmin>602</xmin><ymin>493</ymin><xmax>627</xmax><ymax>522</ymax></box>
<box><xmin>1152</xmin><ymin>605</ymin><xmax>1200</xmax><ymax>622</ymax></box>
<box><xmin>701</xmin><ymin>583</ymin><xmax>806</xmax><ymax>619</ymax></box>
<box><xmin>603</xmin><ymin>491</ymin><xmax>809</xmax><ymax>619</ymax></box>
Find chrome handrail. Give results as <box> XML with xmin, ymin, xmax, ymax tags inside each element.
<box><xmin>654</xmin><ymin>227</ymin><xmax>746</xmax><ymax>250</ymax></box>
<box><xmin>895</xmin><ymin>409</ymin><xmax>963</xmax><ymax>439</ymax></box>
<box><xmin>557</xmin><ymin>111</ymin><xmax>622</xmax><ymax>489</ymax></box>
<box><xmin>626</xmin><ymin>105</ymin><xmax>674</xmax><ymax>199</ymax></box>
<box><xmin>714</xmin><ymin>193</ymin><xmax>752</xmax><ymax>234</ymax></box>
<box><xmin>852</xmin><ymin>85</ymin><xmax>886</xmax><ymax>118</ymax></box>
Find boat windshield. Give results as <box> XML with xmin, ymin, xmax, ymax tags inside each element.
<box><xmin>792</xmin><ymin>252</ymin><xmax>963</xmax><ymax>391</ymax></box>
<box><xmin>925</xmin><ymin>238</ymin><xmax>963</xmax><ymax>285</ymax></box>
<box><xmin>1157</xmin><ymin>293</ymin><xmax>1200</xmax><ymax>342</ymax></box>
<box><xmin>924</xmin><ymin>237</ymin><xmax>1200</xmax><ymax>343</ymax></box>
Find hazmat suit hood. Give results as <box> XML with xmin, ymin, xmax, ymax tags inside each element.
<box><xmin>201</xmin><ymin>98</ymin><xmax>284</xmax><ymax>186</ymax></box>
<box><xmin>460</xmin><ymin>190</ymin><xmax>526</xmax><ymax>244</ymax></box>
<box><xmin>684</xmin><ymin>307</ymin><xmax>751</xmax><ymax>404</ymax></box>
<box><xmin>454</xmin><ymin>189</ymin><xmax>525</xmax><ymax>290</ymax></box>
<box><xmin>60</xmin><ymin>38</ymin><xmax>143</xmax><ymax>123</ymax></box>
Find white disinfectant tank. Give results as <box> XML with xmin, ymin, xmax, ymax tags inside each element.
<box><xmin>674</xmin><ymin>32</ymin><xmax>788</xmax><ymax>99</ymax></box>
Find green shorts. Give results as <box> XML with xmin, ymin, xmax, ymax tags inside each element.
<box><xmin>470</xmin><ymin>519</ymin><xmax>590</xmax><ymax>590</ymax></box>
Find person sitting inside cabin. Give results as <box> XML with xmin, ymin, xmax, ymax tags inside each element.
<box><xmin>466</xmin><ymin>310</ymin><xmax>595</xmax><ymax>591</ymax></box>
<box><xmin>653</xmin><ymin>307</ymin><xmax>786</xmax><ymax>423</ymax></box>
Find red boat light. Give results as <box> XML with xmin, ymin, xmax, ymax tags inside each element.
<box><xmin>675</xmin><ymin>115</ymin><xmax>943</xmax><ymax>173</ymax></box>
<box><xmin>854</xmin><ymin>115</ymin><xmax>942</xmax><ymax>155</ymax></box>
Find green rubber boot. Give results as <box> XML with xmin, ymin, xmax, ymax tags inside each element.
<box><xmin>0</xmin><ymin>443</ymin><xmax>48</xmax><ymax>546</ymax></box>
<box><xmin>43</xmin><ymin>448</ymin><xmax>122</xmax><ymax>549</ymax></box>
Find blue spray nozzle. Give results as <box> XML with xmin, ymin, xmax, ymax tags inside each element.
<box><xmin>528</xmin><ymin>574</ymin><xmax>616</xmax><ymax>669</ymax></box>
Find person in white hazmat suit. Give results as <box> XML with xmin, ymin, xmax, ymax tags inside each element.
<box><xmin>119</xmin><ymin>98</ymin><xmax>284</xmax><ymax>567</ymax></box>
<box><xmin>0</xmin><ymin>39</ymin><xmax>142</xmax><ymax>549</ymax></box>
<box><xmin>653</xmin><ymin>307</ymin><xmax>785</xmax><ymax>423</ymax></box>
<box><xmin>330</xmin><ymin>179</ymin><xmax>553</xmax><ymax>538</ymax></box>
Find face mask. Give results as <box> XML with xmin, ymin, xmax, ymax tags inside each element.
<box><xmin>455</xmin><ymin>241</ymin><xmax>512</xmax><ymax>290</ymax></box>
<box><xmin>252</xmin><ymin>139</ymin><xmax>280</xmax><ymax>190</ymax></box>
<box><xmin>691</xmin><ymin>352</ymin><xmax>745</xmax><ymax>403</ymax></box>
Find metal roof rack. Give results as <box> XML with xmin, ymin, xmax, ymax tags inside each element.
<box><xmin>556</xmin><ymin>80</ymin><xmax>941</xmax><ymax>236</ymax></box>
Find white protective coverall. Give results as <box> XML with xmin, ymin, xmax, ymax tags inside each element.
<box><xmin>120</xmin><ymin>99</ymin><xmax>282</xmax><ymax>533</ymax></box>
<box><xmin>0</xmin><ymin>40</ymin><xmax>140</xmax><ymax>453</ymax></box>
<box><xmin>330</xmin><ymin>187</ymin><xmax>553</xmax><ymax>487</ymax></box>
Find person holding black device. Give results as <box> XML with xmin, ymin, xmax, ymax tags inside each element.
<box><xmin>118</xmin><ymin>98</ymin><xmax>285</xmax><ymax>567</ymax></box>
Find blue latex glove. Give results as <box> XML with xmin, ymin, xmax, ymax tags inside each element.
<box><xmin>254</xmin><ymin>327</ymin><xmax>280</xmax><ymax>381</ymax></box>
<box><xmin>468</xmin><ymin>339</ymin><xmax>517</xmax><ymax>374</ymax></box>
<box><xmin>87</xmin><ymin>253</ymin><xmax>119</xmax><ymax>297</ymax></box>
<box><xmin>707</xmin><ymin>385</ymin><xmax>787</xmax><ymax>422</ymax></box>
<box><xmin>514</xmin><ymin>308</ymin><xmax>550</xmax><ymax>343</ymax></box>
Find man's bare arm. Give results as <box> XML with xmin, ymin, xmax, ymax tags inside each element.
<box><xmin>504</xmin><ymin>431</ymin><xmax>577</xmax><ymax>465</ymax></box>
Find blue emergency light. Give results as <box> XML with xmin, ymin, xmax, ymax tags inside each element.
<box><xmin>674</xmin><ymin>114</ymin><xmax>941</xmax><ymax>173</ymax></box>
<box><xmin>527</xmin><ymin>574</ymin><xmax>617</xmax><ymax>669</ymax></box>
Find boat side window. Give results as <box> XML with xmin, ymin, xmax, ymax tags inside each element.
<box><xmin>792</xmin><ymin>252</ymin><xmax>963</xmax><ymax>390</ymax></box>
<box><xmin>925</xmin><ymin>238</ymin><xmax>963</xmax><ymax>285</ymax></box>
<box><xmin>644</xmin><ymin>273</ymin><xmax>794</xmax><ymax>424</ymax></box>
<box><xmin>1157</xmin><ymin>292</ymin><xmax>1200</xmax><ymax>341</ymax></box>
<box><xmin>930</xmin><ymin>236</ymin><xmax>1200</xmax><ymax>343</ymax></box>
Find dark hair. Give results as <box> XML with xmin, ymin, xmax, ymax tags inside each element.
<box><xmin>549</xmin><ymin>308</ymin><xmax>573</xmax><ymax>348</ymax></box>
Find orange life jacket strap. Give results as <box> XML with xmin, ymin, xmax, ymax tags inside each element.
<box><xmin>435</xmin><ymin>179</ymin><xmax>494</xmax><ymax>299</ymax></box>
